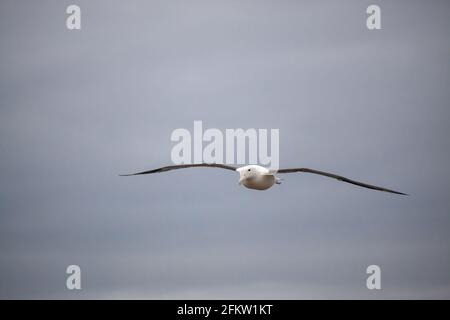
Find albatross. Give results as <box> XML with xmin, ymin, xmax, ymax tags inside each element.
<box><xmin>120</xmin><ymin>163</ymin><xmax>407</xmax><ymax>195</ymax></box>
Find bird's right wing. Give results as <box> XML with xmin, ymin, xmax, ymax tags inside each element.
<box><xmin>120</xmin><ymin>163</ymin><xmax>237</xmax><ymax>176</ymax></box>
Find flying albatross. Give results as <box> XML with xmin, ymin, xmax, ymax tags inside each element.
<box><xmin>120</xmin><ymin>163</ymin><xmax>407</xmax><ymax>195</ymax></box>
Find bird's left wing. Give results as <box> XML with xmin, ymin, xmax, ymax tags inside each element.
<box><xmin>120</xmin><ymin>163</ymin><xmax>237</xmax><ymax>176</ymax></box>
<box><xmin>276</xmin><ymin>167</ymin><xmax>407</xmax><ymax>195</ymax></box>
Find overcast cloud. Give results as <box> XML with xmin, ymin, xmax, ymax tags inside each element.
<box><xmin>1</xmin><ymin>0</ymin><xmax>450</xmax><ymax>299</ymax></box>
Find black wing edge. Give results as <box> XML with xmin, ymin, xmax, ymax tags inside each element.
<box><xmin>119</xmin><ymin>163</ymin><xmax>237</xmax><ymax>176</ymax></box>
<box><xmin>276</xmin><ymin>168</ymin><xmax>408</xmax><ymax>195</ymax></box>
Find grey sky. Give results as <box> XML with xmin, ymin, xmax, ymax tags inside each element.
<box><xmin>1</xmin><ymin>0</ymin><xmax>450</xmax><ymax>299</ymax></box>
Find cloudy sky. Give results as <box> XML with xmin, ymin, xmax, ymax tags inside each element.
<box><xmin>1</xmin><ymin>0</ymin><xmax>449</xmax><ymax>299</ymax></box>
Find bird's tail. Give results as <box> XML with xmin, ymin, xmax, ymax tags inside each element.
<box><xmin>275</xmin><ymin>177</ymin><xmax>283</xmax><ymax>185</ymax></box>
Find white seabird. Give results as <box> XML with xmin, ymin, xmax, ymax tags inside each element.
<box><xmin>120</xmin><ymin>163</ymin><xmax>407</xmax><ymax>195</ymax></box>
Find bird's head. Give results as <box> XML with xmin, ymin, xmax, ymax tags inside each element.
<box><xmin>236</xmin><ymin>165</ymin><xmax>268</xmax><ymax>185</ymax></box>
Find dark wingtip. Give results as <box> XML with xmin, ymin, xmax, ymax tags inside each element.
<box><xmin>389</xmin><ymin>190</ymin><xmax>409</xmax><ymax>196</ymax></box>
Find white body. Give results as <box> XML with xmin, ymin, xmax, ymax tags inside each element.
<box><xmin>236</xmin><ymin>165</ymin><xmax>280</xmax><ymax>190</ymax></box>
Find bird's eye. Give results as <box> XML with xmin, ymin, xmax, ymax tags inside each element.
<box><xmin>248</xmin><ymin>169</ymin><xmax>251</xmax><ymax>171</ymax></box>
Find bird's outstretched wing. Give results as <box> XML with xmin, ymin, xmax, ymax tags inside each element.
<box><xmin>120</xmin><ymin>163</ymin><xmax>237</xmax><ymax>176</ymax></box>
<box><xmin>276</xmin><ymin>168</ymin><xmax>407</xmax><ymax>195</ymax></box>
